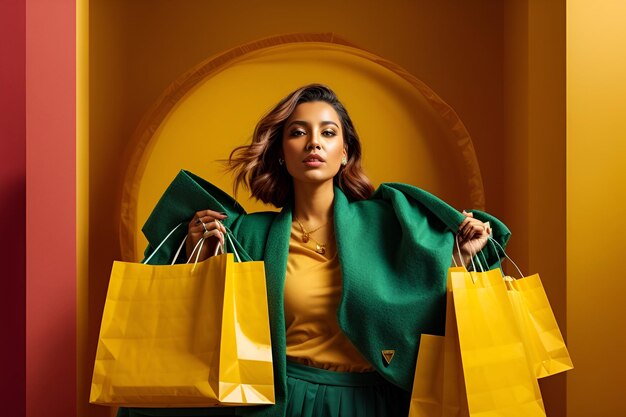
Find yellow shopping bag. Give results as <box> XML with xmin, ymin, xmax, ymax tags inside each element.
<box><xmin>90</xmin><ymin>231</ymin><xmax>274</xmax><ymax>407</ymax></box>
<box><xmin>409</xmin><ymin>334</ymin><xmax>445</xmax><ymax>417</ymax></box>
<box><xmin>441</xmin><ymin>278</ymin><xmax>469</xmax><ymax>417</ymax></box>
<box><xmin>505</xmin><ymin>274</ymin><xmax>573</xmax><ymax>378</ymax></box>
<box><xmin>410</xmin><ymin>265</ymin><xmax>543</xmax><ymax>417</ymax></box>
<box><xmin>450</xmin><ymin>266</ymin><xmax>546</xmax><ymax>416</ymax></box>
<box><xmin>409</xmin><ymin>285</ymin><xmax>469</xmax><ymax>417</ymax></box>
<box><xmin>488</xmin><ymin>237</ymin><xmax>573</xmax><ymax>378</ymax></box>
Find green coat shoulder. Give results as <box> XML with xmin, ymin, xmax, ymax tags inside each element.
<box><xmin>140</xmin><ymin>169</ymin><xmax>277</xmax><ymax>264</ymax></box>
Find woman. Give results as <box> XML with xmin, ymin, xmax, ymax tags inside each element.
<box><xmin>119</xmin><ymin>84</ymin><xmax>508</xmax><ymax>417</ymax></box>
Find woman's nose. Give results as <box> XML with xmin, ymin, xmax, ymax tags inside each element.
<box><xmin>306</xmin><ymin>133</ymin><xmax>322</xmax><ymax>150</ymax></box>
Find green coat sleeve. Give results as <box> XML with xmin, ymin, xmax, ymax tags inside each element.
<box><xmin>140</xmin><ymin>170</ymin><xmax>251</xmax><ymax>265</ymax></box>
<box><xmin>336</xmin><ymin>182</ymin><xmax>511</xmax><ymax>391</ymax></box>
<box><xmin>121</xmin><ymin>171</ymin><xmax>263</xmax><ymax>416</ymax></box>
<box><xmin>378</xmin><ymin>183</ymin><xmax>511</xmax><ymax>270</ymax></box>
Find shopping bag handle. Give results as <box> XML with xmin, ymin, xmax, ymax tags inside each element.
<box><xmin>487</xmin><ymin>236</ymin><xmax>524</xmax><ymax>278</ymax></box>
<box><xmin>142</xmin><ymin>222</ymin><xmax>185</xmax><ymax>264</ymax></box>
<box><xmin>142</xmin><ymin>222</ymin><xmax>208</xmax><ymax>266</ymax></box>
<box><xmin>452</xmin><ymin>233</ymin><xmax>485</xmax><ymax>272</ymax></box>
<box><xmin>142</xmin><ymin>220</ymin><xmax>242</xmax><ymax>266</ymax></box>
<box><xmin>179</xmin><ymin>232</ymin><xmax>220</xmax><ymax>266</ymax></box>
<box><xmin>225</xmin><ymin>233</ymin><xmax>242</xmax><ymax>263</ymax></box>
<box><xmin>178</xmin><ymin>220</ymin><xmax>242</xmax><ymax>266</ymax></box>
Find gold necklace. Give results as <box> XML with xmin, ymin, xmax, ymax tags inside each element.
<box><xmin>293</xmin><ymin>215</ymin><xmax>330</xmax><ymax>254</ymax></box>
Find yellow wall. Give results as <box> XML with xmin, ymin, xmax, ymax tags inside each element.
<box><xmin>567</xmin><ymin>1</ymin><xmax>626</xmax><ymax>416</ymax></box>
<box><xmin>504</xmin><ymin>1</ymin><xmax>567</xmax><ymax>415</ymax></box>
<box><xmin>82</xmin><ymin>1</ymin><xmax>573</xmax><ymax>416</ymax></box>
<box><xmin>77</xmin><ymin>0</ymin><xmax>90</xmax><ymax>414</ymax></box>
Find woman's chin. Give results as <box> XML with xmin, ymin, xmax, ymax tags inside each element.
<box><xmin>292</xmin><ymin>173</ymin><xmax>336</xmax><ymax>187</ymax></box>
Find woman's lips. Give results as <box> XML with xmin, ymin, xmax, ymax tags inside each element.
<box><xmin>303</xmin><ymin>154</ymin><xmax>325</xmax><ymax>167</ymax></box>
<box><xmin>303</xmin><ymin>160</ymin><xmax>324</xmax><ymax>167</ymax></box>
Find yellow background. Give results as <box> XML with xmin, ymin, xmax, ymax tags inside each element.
<box><xmin>567</xmin><ymin>1</ymin><xmax>626</xmax><ymax>416</ymax></box>
<box><xmin>120</xmin><ymin>40</ymin><xmax>486</xmax><ymax>262</ymax></box>
<box><xmin>77</xmin><ymin>1</ymin><xmax>626</xmax><ymax>416</ymax></box>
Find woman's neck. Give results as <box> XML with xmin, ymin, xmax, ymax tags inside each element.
<box><xmin>292</xmin><ymin>180</ymin><xmax>335</xmax><ymax>227</ymax></box>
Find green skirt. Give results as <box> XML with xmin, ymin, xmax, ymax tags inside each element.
<box><xmin>285</xmin><ymin>361</ymin><xmax>410</xmax><ymax>417</ymax></box>
<box><xmin>117</xmin><ymin>361</ymin><xmax>410</xmax><ymax>417</ymax></box>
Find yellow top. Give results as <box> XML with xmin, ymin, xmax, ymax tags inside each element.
<box><xmin>284</xmin><ymin>222</ymin><xmax>374</xmax><ymax>372</ymax></box>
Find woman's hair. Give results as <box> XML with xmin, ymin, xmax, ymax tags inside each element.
<box><xmin>227</xmin><ymin>83</ymin><xmax>374</xmax><ymax>207</ymax></box>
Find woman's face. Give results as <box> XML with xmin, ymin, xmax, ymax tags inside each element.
<box><xmin>281</xmin><ymin>101</ymin><xmax>347</xmax><ymax>187</ymax></box>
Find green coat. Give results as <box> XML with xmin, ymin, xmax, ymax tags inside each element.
<box><xmin>131</xmin><ymin>170</ymin><xmax>510</xmax><ymax>417</ymax></box>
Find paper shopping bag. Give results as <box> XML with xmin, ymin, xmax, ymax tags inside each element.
<box><xmin>409</xmin><ymin>267</ymin><xmax>471</xmax><ymax>417</ymax></box>
<box><xmin>90</xmin><ymin>253</ymin><xmax>274</xmax><ymax>407</ymax></box>
<box><xmin>441</xmin><ymin>278</ymin><xmax>469</xmax><ymax>417</ymax></box>
<box><xmin>505</xmin><ymin>273</ymin><xmax>573</xmax><ymax>378</ymax></box>
<box><xmin>450</xmin><ymin>266</ymin><xmax>546</xmax><ymax>417</ymax></box>
<box><xmin>409</xmin><ymin>334</ymin><xmax>445</xmax><ymax>417</ymax></box>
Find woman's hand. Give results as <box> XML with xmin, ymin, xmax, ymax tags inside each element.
<box><xmin>452</xmin><ymin>210</ymin><xmax>492</xmax><ymax>267</ymax></box>
<box><xmin>185</xmin><ymin>210</ymin><xmax>228</xmax><ymax>262</ymax></box>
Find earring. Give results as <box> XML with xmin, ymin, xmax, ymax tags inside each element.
<box><xmin>341</xmin><ymin>157</ymin><xmax>347</xmax><ymax>166</ymax></box>
<box><xmin>278</xmin><ymin>158</ymin><xmax>284</xmax><ymax>166</ymax></box>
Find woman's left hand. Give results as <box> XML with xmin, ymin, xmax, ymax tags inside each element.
<box><xmin>453</xmin><ymin>210</ymin><xmax>492</xmax><ymax>266</ymax></box>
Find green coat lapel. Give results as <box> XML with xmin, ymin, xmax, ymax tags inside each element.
<box><xmin>260</xmin><ymin>188</ymin><xmax>345</xmax><ymax>412</ymax></box>
<box><xmin>261</xmin><ymin>201</ymin><xmax>292</xmax><ymax>414</ymax></box>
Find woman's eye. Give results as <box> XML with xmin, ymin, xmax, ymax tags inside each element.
<box><xmin>290</xmin><ymin>130</ymin><xmax>336</xmax><ymax>137</ymax></box>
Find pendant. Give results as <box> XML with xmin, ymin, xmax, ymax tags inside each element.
<box><xmin>302</xmin><ymin>232</ymin><xmax>310</xmax><ymax>243</ymax></box>
<box><xmin>315</xmin><ymin>244</ymin><xmax>326</xmax><ymax>255</ymax></box>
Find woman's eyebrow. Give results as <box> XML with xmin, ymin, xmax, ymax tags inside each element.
<box><xmin>286</xmin><ymin>120</ymin><xmax>339</xmax><ymax>128</ymax></box>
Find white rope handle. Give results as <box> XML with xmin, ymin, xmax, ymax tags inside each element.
<box><xmin>477</xmin><ymin>247</ymin><xmax>489</xmax><ymax>270</ymax></box>
<box><xmin>468</xmin><ymin>240</ymin><xmax>485</xmax><ymax>273</ymax></box>
<box><xmin>142</xmin><ymin>223</ymin><xmax>183</xmax><ymax>264</ymax></box>
<box><xmin>225</xmin><ymin>233</ymin><xmax>242</xmax><ymax>263</ymax></box>
<box><xmin>186</xmin><ymin>225</ymin><xmax>228</xmax><ymax>271</ymax></box>
<box><xmin>488</xmin><ymin>236</ymin><xmax>524</xmax><ymax>279</ymax></box>
<box><xmin>203</xmin><ymin>219</ymin><xmax>241</xmax><ymax>263</ymax></box>
<box><xmin>186</xmin><ymin>236</ymin><xmax>204</xmax><ymax>264</ymax></box>
<box><xmin>172</xmin><ymin>225</ymin><xmax>225</xmax><ymax>267</ymax></box>
<box><xmin>142</xmin><ymin>219</ymin><xmax>243</xmax><ymax>269</ymax></box>
<box><xmin>454</xmin><ymin>234</ymin><xmax>480</xmax><ymax>272</ymax></box>
<box><xmin>171</xmin><ymin>234</ymin><xmax>188</xmax><ymax>265</ymax></box>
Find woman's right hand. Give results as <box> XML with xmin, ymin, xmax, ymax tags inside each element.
<box><xmin>186</xmin><ymin>210</ymin><xmax>228</xmax><ymax>262</ymax></box>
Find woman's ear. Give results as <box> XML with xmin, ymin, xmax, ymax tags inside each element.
<box><xmin>341</xmin><ymin>148</ymin><xmax>348</xmax><ymax>167</ymax></box>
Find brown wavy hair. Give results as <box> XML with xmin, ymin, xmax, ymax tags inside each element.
<box><xmin>227</xmin><ymin>83</ymin><xmax>374</xmax><ymax>207</ymax></box>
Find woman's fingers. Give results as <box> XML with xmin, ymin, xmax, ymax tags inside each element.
<box><xmin>185</xmin><ymin>212</ymin><xmax>229</xmax><ymax>260</ymax></box>
<box><xmin>194</xmin><ymin>209</ymin><xmax>228</xmax><ymax>222</ymax></box>
<box><xmin>458</xmin><ymin>217</ymin><xmax>487</xmax><ymax>242</ymax></box>
<box><xmin>189</xmin><ymin>219</ymin><xmax>222</xmax><ymax>234</ymax></box>
<box><xmin>470</xmin><ymin>221</ymin><xmax>486</xmax><ymax>238</ymax></box>
<box><xmin>201</xmin><ymin>228</ymin><xmax>224</xmax><ymax>245</ymax></box>
<box><xmin>459</xmin><ymin>211</ymin><xmax>480</xmax><ymax>240</ymax></box>
<box><xmin>217</xmin><ymin>220</ymin><xmax>227</xmax><ymax>234</ymax></box>
<box><xmin>456</xmin><ymin>212</ymin><xmax>491</xmax><ymax>261</ymax></box>
<box><xmin>459</xmin><ymin>218</ymin><xmax>472</xmax><ymax>241</ymax></box>
<box><xmin>189</xmin><ymin>210</ymin><xmax>228</xmax><ymax>231</ymax></box>
<box><xmin>209</xmin><ymin>219</ymin><xmax>227</xmax><ymax>237</ymax></box>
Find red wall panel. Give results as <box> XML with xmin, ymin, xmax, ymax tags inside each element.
<box><xmin>25</xmin><ymin>0</ymin><xmax>76</xmax><ymax>416</ymax></box>
<box><xmin>0</xmin><ymin>0</ymin><xmax>26</xmax><ymax>415</ymax></box>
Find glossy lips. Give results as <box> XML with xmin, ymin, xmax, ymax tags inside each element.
<box><xmin>303</xmin><ymin>154</ymin><xmax>325</xmax><ymax>167</ymax></box>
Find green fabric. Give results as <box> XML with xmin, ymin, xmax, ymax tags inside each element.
<box><xmin>117</xmin><ymin>362</ymin><xmax>409</xmax><ymax>417</ymax></box>
<box><xmin>117</xmin><ymin>407</ymin><xmax>237</xmax><ymax>417</ymax></box>
<box><xmin>120</xmin><ymin>169</ymin><xmax>510</xmax><ymax>417</ymax></box>
<box><xmin>284</xmin><ymin>362</ymin><xmax>410</xmax><ymax>417</ymax></box>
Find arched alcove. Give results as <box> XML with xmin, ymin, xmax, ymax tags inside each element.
<box><xmin>118</xmin><ymin>33</ymin><xmax>484</xmax><ymax>261</ymax></box>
